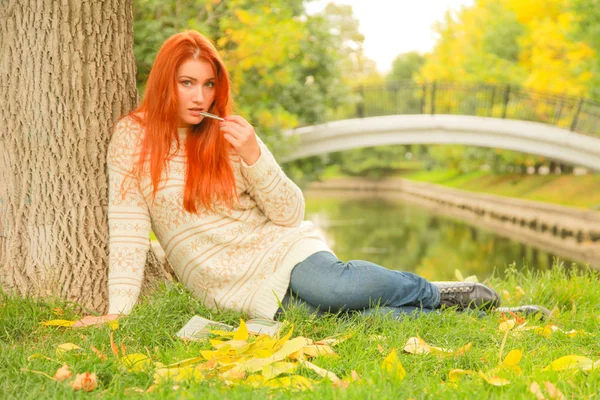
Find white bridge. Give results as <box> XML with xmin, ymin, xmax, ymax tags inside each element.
<box><xmin>282</xmin><ymin>115</ymin><xmax>600</xmax><ymax>171</ymax></box>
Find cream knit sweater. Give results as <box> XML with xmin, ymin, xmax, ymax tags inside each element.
<box><xmin>107</xmin><ymin>116</ymin><xmax>332</xmax><ymax>318</ymax></box>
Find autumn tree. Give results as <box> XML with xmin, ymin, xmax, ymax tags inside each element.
<box><xmin>0</xmin><ymin>0</ymin><xmax>170</xmax><ymax>312</ymax></box>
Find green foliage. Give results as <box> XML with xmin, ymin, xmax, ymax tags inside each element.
<box><xmin>571</xmin><ymin>0</ymin><xmax>600</xmax><ymax>101</ymax></box>
<box><xmin>132</xmin><ymin>0</ymin><xmax>370</xmax><ymax>158</ymax></box>
<box><xmin>327</xmin><ymin>145</ymin><xmax>418</xmax><ymax>179</ymax></box>
<box><xmin>387</xmin><ymin>52</ymin><xmax>425</xmax><ymax>83</ymax></box>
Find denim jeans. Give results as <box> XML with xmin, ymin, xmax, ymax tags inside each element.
<box><xmin>280</xmin><ymin>251</ymin><xmax>441</xmax><ymax>319</ymax></box>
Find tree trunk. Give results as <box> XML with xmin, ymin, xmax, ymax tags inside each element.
<box><xmin>0</xmin><ymin>0</ymin><xmax>174</xmax><ymax>313</ymax></box>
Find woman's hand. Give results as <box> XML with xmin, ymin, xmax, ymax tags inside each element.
<box><xmin>73</xmin><ymin>314</ymin><xmax>120</xmax><ymax>327</ymax></box>
<box><xmin>219</xmin><ymin>115</ymin><xmax>261</xmax><ymax>166</ymax></box>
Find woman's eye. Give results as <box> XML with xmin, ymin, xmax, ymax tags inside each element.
<box><xmin>206</xmin><ymin>81</ymin><xmax>215</xmax><ymax>88</ymax></box>
<box><xmin>181</xmin><ymin>80</ymin><xmax>192</xmax><ymax>87</ymax></box>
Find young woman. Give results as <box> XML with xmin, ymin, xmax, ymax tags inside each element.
<box><xmin>77</xmin><ymin>30</ymin><xmax>512</xmax><ymax>327</ymax></box>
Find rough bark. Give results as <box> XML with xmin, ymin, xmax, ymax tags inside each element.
<box><xmin>0</xmin><ymin>0</ymin><xmax>174</xmax><ymax>313</ymax></box>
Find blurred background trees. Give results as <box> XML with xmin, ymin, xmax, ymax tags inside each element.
<box><xmin>132</xmin><ymin>0</ymin><xmax>600</xmax><ymax>178</ymax></box>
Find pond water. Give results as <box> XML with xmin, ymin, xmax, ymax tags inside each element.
<box><xmin>304</xmin><ymin>192</ymin><xmax>581</xmax><ymax>282</ymax></box>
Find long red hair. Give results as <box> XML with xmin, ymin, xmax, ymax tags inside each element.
<box><xmin>130</xmin><ymin>30</ymin><xmax>236</xmax><ymax>213</ymax></box>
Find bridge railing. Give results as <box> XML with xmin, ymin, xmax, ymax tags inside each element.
<box><xmin>351</xmin><ymin>82</ymin><xmax>600</xmax><ymax>137</ymax></box>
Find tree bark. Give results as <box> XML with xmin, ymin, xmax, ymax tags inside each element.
<box><xmin>0</xmin><ymin>0</ymin><xmax>174</xmax><ymax>313</ymax></box>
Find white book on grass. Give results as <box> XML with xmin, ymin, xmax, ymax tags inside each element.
<box><xmin>176</xmin><ymin>316</ymin><xmax>282</xmax><ymax>341</ymax></box>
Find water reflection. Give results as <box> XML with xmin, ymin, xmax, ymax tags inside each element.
<box><xmin>304</xmin><ymin>194</ymin><xmax>576</xmax><ymax>281</ymax></box>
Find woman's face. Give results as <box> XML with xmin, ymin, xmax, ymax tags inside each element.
<box><xmin>176</xmin><ymin>58</ymin><xmax>216</xmax><ymax>128</ymax></box>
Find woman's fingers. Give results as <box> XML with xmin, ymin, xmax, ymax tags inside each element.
<box><xmin>224</xmin><ymin>115</ymin><xmax>252</xmax><ymax>129</ymax></box>
<box><xmin>222</xmin><ymin>133</ymin><xmax>240</xmax><ymax>147</ymax></box>
<box><xmin>219</xmin><ymin>122</ymin><xmax>244</xmax><ymax>140</ymax></box>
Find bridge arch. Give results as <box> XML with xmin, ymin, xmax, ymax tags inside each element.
<box><xmin>282</xmin><ymin>115</ymin><xmax>600</xmax><ymax>171</ymax></box>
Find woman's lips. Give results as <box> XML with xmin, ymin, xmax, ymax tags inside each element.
<box><xmin>189</xmin><ymin>109</ymin><xmax>203</xmax><ymax>117</ymax></box>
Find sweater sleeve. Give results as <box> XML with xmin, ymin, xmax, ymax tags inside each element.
<box><xmin>240</xmin><ymin>135</ymin><xmax>305</xmax><ymax>227</ymax></box>
<box><xmin>106</xmin><ymin>118</ymin><xmax>151</xmax><ymax>315</ymax></box>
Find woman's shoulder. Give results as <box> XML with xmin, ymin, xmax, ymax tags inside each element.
<box><xmin>111</xmin><ymin>114</ymin><xmax>145</xmax><ymax>144</ymax></box>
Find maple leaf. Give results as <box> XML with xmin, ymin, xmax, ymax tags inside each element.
<box><xmin>69</xmin><ymin>372</ymin><xmax>98</xmax><ymax>391</ymax></box>
<box><xmin>53</xmin><ymin>364</ymin><xmax>72</xmax><ymax>381</ymax></box>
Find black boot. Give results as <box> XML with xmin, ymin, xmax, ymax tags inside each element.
<box><xmin>432</xmin><ymin>281</ymin><xmax>501</xmax><ymax>311</ymax></box>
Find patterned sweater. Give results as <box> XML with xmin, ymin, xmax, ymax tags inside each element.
<box><xmin>107</xmin><ymin>116</ymin><xmax>332</xmax><ymax>318</ymax></box>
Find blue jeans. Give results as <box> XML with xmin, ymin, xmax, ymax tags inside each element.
<box><xmin>280</xmin><ymin>251</ymin><xmax>441</xmax><ymax>319</ymax></box>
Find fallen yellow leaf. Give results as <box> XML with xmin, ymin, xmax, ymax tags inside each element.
<box><xmin>403</xmin><ymin>337</ymin><xmax>432</xmax><ymax>354</ymax></box>
<box><xmin>154</xmin><ymin>365</ymin><xmax>203</xmax><ymax>384</ymax></box>
<box><xmin>121</xmin><ymin>353</ymin><xmax>151</xmax><ymax>372</ymax></box>
<box><xmin>56</xmin><ymin>343</ymin><xmax>82</xmax><ymax>356</ymax></box>
<box><xmin>501</xmin><ymin>349</ymin><xmax>522</xmax><ymax>367</ymax></box>
<box><xmin>534</xmin><ymin>325</ymin><xmax>560</xmax><ymax>338</ymax></box>
<box><xmin>403</xmin><ymin>336</ymin><xmax>469</xmax><ymax>357</ymax></box>
<box><xmin>264</xmin><ymin>375</ymin><xmax>313</xmax><ymax>390</ymax></box>
<box><xmin>301</xmin><ymin>360</ymin><xmax>341</xmax><ymax>384</ymax></box>
<box><xmin>544</xmin><ymin>355</ymin><xmax>594</xmax><ymax>372</ymax></box>
<box><xmin>41</xmin><ymin>319</ymin><xmax>75</xmax><ymax>327</ymax></box>
<box><xmin>233</xmin><ymin>319</ymin><xmax>248</xmax><ymax>341</ymax></box>
<box><xmin>381</xmin><ymin>349</ymin><xmax>406</xmax><ymax>381</ymax></box>
<box><xmin>262</xmin><ymin>362</ymin><xmax>297</xmax><ymax>380</ymax></box>
<box><xmin>244</xmin><ymin>374</ymin><xmax>266</xmax><ymax>388</ymax></box>
<box><xmin>479</xmin><ymin>371</ymin><xmax>510</xmax><ymax>386</ymax></box>
<box><xmin>300</xmin><ymin>344</ymin><xmax>337</xmax><ymax>358</ymax></box>
<box><xmin>107</xmin><ymin>319</ymin><xmax>119</xmax><ymax>330</ymax></box>
<box><xmin>163</xmin><ymin>356</ymin><xmax>205</xmax><ymax>369</ymax></box>
<box><xmin>514</xmin><ymin>286</ymin><xmax>525</xmax><ymax>300</ymax></box>
<box><xmin>448</xmin><ymin>368</ymin><xmax>476</xmax><ymax>383</ymax></box>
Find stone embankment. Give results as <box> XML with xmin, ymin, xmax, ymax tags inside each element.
<box><xmin>306</xmin><ymin>178</ymin><xmax>600</xmax><ymax>268</ymax></box>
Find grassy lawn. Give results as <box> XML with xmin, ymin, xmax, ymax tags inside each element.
<box><xmin>1</xmin><ymin>263</ymin><xmax>599</xmax><ymax>399</ymax></box>
<box><xmin>400</xmin><ymin>170</ymin><xmax>600</xmax><ymax>210</ymax></box>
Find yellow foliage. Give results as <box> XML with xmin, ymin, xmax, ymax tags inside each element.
<box><xmin>381</xmin><ymin>349</ymin><xmax>406</xmax><ymax>381</ymax></box>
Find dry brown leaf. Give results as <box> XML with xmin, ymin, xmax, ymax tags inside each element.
<box><xmin>530</xmin><ymin>382</ymin><xmax>547</xmax><ymax>400</ymax></box>
<box><xmin>124</xmin><ymin>387</ymin><xmax>146</xmax><ymax>394</ymax></box>
<box><xmin>544</xmin><ymin>381</ymin><xmax>565</xmax><ymax>400</ymax></box>
<box><xmin>51</xmin><ymin>307</ymin><xmax>64</xmax><ymax>316</ymax></box>
<box><xmin>70</xmin><ymin>372</ymin><xmax>98</xmax><ymax>391</ymax></box>
<box><xmin>332</xmin><ymin>379</ymin><xmax>350</xmax><ymax>389</ymax></box>
<box><xmin>110</xmin><ymin>332</ymin><xmax>119</xmax><ymax>358</ymax></box>
<box><xmin>90</xmin><ymin>346</ymin><xmax>107</xmax><ymax>362</ymax></box>
<box><xmin>313</xmin><ymin>334</ymin><xmax>352</xmax><ymax>346</ymax></box>
<box><xmin>53</xmin><ymin>364</ymin><xmax>72</xmax><ymax>381</ymax></box>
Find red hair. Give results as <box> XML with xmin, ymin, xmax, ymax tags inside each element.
<box><xmin>130</xmin><ymin>30</ymin><xmax>236</xmax><ymax>213</ymax></box>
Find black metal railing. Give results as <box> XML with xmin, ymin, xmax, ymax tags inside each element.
<box><xmin>348</xmin><ymin>82</ymin><xmax>600</xmax><ymax>138</ymax></box>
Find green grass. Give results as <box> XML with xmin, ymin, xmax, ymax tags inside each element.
<box><xmin>1</xmin><ymin>262</ymin><xmax>599</xmax><ymax>399</ymax></box>
<box><xmin>400</xmin><ymin>170</ymin><xmax>600</xmax><ymax>209</ymax></box>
